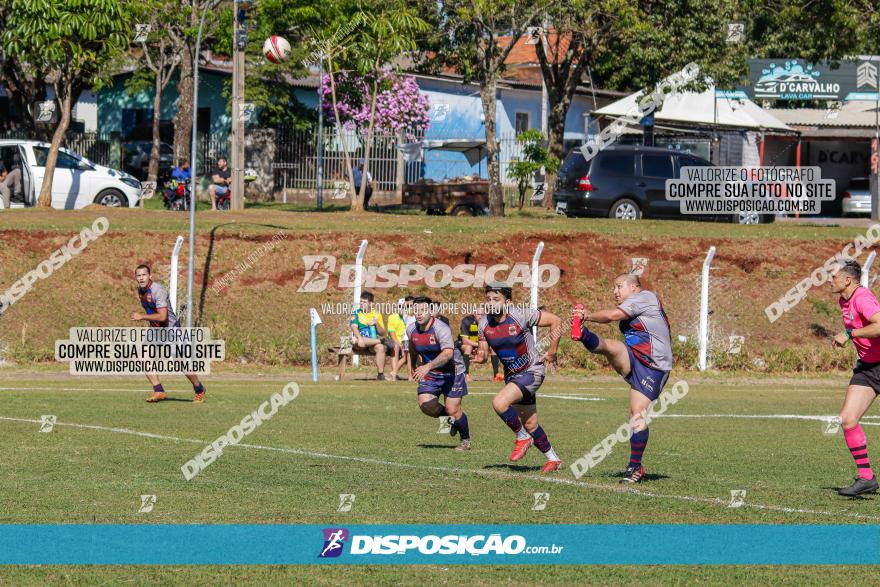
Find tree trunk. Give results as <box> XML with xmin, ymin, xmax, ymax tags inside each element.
<box><xmin>542</xmin><ymin>101</ymin><xmax>568</xmax><ymax>209</ymax></box>
<box><xmin>394</xmin><ymin>128</ymin><xmax>405</xmax><ymax>202</ymax></box>
<box><xmin>356</xmin><ymin>72</ymin><xmax>381</xmax><ymax>214</ymax></box>
<box><xmin>480</xmin><ymin>77</ymin><xmax>503</xmax><ymax>217</ymax></box>
<box><xmin>173</xmin><ymin>39</ymin><xmax>194</xmax><ymax>164</ymax></box>
<box><xmin>146</xmin><ymin>69</ymin><xmax>164</xmax><ymax>206</ymax></box>
<box><xmin>325</xmin><ymin>66</ymin><xmax>358</xmax><ymax>208</ymax></box>
<box><xmin>36</xmin><ymin>86</ymin><xmax>72</xmax><ymax>207</ymax></box>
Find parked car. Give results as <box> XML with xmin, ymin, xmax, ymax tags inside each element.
<box><xmin>122</xmin><ymin>140</ymin><xmax>174</xmax><ymax>183</ymax></box>
<box><xmin>553</xmin><ymin>144</ymin><xmax>775</xmax><ymax>224</ymax></box>
<box><xmin>0</xmin><ymin>140</ymin><xmax>141</xmax><ymax>209</ymax></box>
<box><xmin>842</xmin><ymin>177</ymin><xmax>871</xmax><ymax>216</ymax></box>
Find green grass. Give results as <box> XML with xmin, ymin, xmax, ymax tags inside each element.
<box><xmin>2</xmin><ymin>371</ymin><xmax>879</xmax><ymax>583</ymax></box>
<box><xmin>0</xmin><ymin>204</ymin><xmax>872</xmax><ymax>241</ymax></box>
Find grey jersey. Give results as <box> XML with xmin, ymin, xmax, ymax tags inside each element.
<box><xmin>478</xmin><ymin>306</ymin><xmax>543</xmax><ymax>376</ymax></box>
<box><xmin>405</xmin><ymin>318</ymin><xmax>466</xmax><ymax>376</ymax></box>
<box><xmin>138</xmin><ymin>281</ymin><xmax>180</xmax><ymax>328</ymax></box>
<box><xmin>618</xmin><ymin>290</ymin><xmax>672</xmax><ymax>372</ymax></box>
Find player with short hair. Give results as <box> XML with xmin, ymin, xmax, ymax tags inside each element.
<box><xmin>831</xmin><ymin>260</ymin><xmax>880</xmax><ymax>496</ymax></box>
<box><xmin>407</xmin><ymin>296</ymin><xmax>471</xmax><ymax>451</ymax></box>
<box><xmin>473</xmin><ymin>284</ymin><xmax>563</xmax><ymax>472</ymax></box>
<box><xmin>133</xmin><ymin>264</ymin><xmax>206</xmax><ymax>403</ymax></box>
<box><xmin>571</xmin><ymin>273</ymin><xmax>672</xmax><ymax>483</ymax></box>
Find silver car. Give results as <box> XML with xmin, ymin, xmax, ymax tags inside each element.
<box><xmin>842</xmin><ymin>177</ymin><xmax>871</xmax><ymax>216</ymax></box>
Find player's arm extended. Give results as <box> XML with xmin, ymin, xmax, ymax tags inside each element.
<box><xmin>851</xmin><ymin>311</ymin><xmax>880</xmax><ymax>339</ymax></box>
<box><xmin>537</xmin><ymin>311</ymin><xmax>562</xmax><ymax>356</ymax></box>
<box><xmin>586</xmin><ymin>308</ymin><xmax>628</xmax><ymax>324</ymax></box>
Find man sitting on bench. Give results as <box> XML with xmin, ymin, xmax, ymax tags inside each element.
<box><xmin>0</xmin><ymin>153</ymin><xmax>23</xmax><ymax>209</ymax></box>
<box><xmin>350</xmin><ymin>290</ymin><xmax>390</xmax><ymax>380</ymax></box>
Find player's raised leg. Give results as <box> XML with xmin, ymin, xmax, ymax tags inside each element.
<box><xmin>570</xmin><ymin>273</ymin><xmax>673</xmax><ymax>483</ymax></box>
<box><xmin>575</xmin><ymin>324</ymin><xmax>631</xmax><ymax>377</ymax></box>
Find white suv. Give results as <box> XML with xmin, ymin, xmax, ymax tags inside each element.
<box><xmin>0</xmin><ymin>140</ymin><xmax>142</xmax><ymax>209</ymax></box>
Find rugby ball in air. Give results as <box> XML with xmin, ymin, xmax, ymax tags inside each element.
<box><xmin>263</xmin><ymin>35</ymin><xmax>291</xmax><ymax>64</ymax></box>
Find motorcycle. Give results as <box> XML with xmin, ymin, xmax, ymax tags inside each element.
<box><xmin>163</xmin><ymin>178</ymin><xmax>190</xmax><ymax>211</ymax></box>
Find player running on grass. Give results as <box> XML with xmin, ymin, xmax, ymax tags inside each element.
<box><xmin>571</xmin><ymin>273</ymin><xmax>671</xmax><ymax>484</ymax></box>
<box><xmin>132</xmin><ymin>264</ymin><xmax>206</xmax><ymax>403</ymax></box>
<box><xmin>407</xmin><ymin>296</ymin><xmax>471</xmax><ymax>451</ymax></box>
<box><xmin>831</xmin><ymin>260</ymin><xmax>880</xmax><ymax>497</ymax></box>
<box><xmin>472</xmin><ymin>284</ymin><xmax>563</xmax><ymax>472</ymax></box>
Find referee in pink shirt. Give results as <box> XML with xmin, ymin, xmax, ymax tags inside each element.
<box><xmin>832</xmin><ymin>260</ymin><xmax>880</xmax><ymax>496</ymax></box>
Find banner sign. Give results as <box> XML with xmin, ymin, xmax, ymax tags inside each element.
<box><xmin>746</xmin><ymin>58</ymin><xmax>880</xmax><ymax>101</ymax></box>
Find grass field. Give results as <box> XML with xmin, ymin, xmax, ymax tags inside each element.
<box><xmin>3</xmin><ymin>370</ymin><xmax>880</xmax><ymax>583</ymax></box>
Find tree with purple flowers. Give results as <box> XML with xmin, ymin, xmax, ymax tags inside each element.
<box><xmin>321</xmin><ymin>70</ymin><xmax>430</xmax><ymax>139</ymax></box>
<box><xmin>312</xmin><ymin>7</ymin><xmax>429</xmax><ymax>212</ymax></box>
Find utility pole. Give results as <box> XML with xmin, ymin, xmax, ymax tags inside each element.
<box><xmin>231</xmin><ymin>0</ymin><xmax>246</xmax><ymax>210</ymax></box>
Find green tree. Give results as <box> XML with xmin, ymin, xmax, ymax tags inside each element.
<box><xmin>317</xmin><ymin>6</ymin><xmax>428</xmax><ymax>212</ymax></box>
<box><xmin>0</xmin><ymin>2</ymin><xmax>46</xmax><ymax>135</ymax></box>
<box><xmin>126</xmin><ymin>0</ymin><xmax>192</xmax><ymax>195</ymax></box>
<box><xmin>2</xmin><ymin>0</ymin><xmax>130</xmax><ymax>207</ymax></box>
<box><xmin>213</xmin><ymin>0</ymin><xmax>325</xmax><ymax>128</ymax></box>
<box><xmin>507</xmin><ymin>129</ymin><xmax>559</xmax><ymax>210</ymax></box>
<box><xmin>433</xmin><ymin>0</ymin><xmax>550</xmax><ymax>216</ymax></box>
<box><xmin>533</xmin><ymin>0</ymin><xmax>635</xmax><ymax>208</ymax></box>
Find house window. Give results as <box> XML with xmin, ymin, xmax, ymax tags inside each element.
<box><xmin>515</xmin><ymin>112</ymin><xmax>530</xmax><ymax>135</ymax></box>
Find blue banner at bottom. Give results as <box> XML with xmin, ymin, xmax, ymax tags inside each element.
<box><xmin>0</xmin><ymin>525</ymin><xmax>877</xmax><ymax>565</ymax></box>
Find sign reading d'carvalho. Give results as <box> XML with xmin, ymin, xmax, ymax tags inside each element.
<box><xmin>746</xmin><ymin>58</ymin><xmax>880</xmax><ymax>101</ymax></box>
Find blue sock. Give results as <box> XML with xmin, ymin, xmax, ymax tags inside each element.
<box><xmin>193</xmin><ymin>383</ymin><xmax>204</xmax><ymax>394</ymax></box>
<box><xmin>580</xmin><ymin>327</ymin><xmax>600</xmax><ymax>351</ymax></box>
<box><xmin>530</xmin><ymin>426</ymin><xmax>551</xmax><ymax>453</ymax></box>
<box><xmin>455</xmin><ymin>413</ymin><xmax>470</xmax><ymax>440</ymax></box>
<box><xmin>629</xmin><ymin>428</ymin><xmax>649</xmax><ymax>467</ymax></box>
<box><xmin>498</xmin><ymin>406</ymin><xmax>524</xmax><ymax>433</ymax></box>
<box><xmin>153</xmin><ymin>384</ymin><xmax>164</xmax><ymax>393</ymax></box>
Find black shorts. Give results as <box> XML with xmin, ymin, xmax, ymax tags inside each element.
<box><xmin>851</xmin><ymin>360</ymin><xmax>880</xmax><ymax>394</ymax></box>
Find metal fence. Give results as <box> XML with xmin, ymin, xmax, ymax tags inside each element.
<box><xmin>271</xmin><ymin>126</ymin><xmax>528</xmax><ymax>193</ymax></box>
<box><xmin>0</xmin><ymin>130</ymin><xmax>121</xmax><ymax>168</ymax></box>
<box><xmin>1</xmin><ymin>126</ymin><xmax>537</xmax><ymax>204</ymax></box>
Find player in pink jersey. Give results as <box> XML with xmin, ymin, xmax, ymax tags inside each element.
<box><xmin>832</xmin><ymin>260</ymin><xmax>880</xmax><ymax>496</ymax></box>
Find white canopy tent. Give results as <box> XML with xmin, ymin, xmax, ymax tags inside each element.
<box><xmin>593</xmin><ymin>85</ymin><xmax>792</xmax><ymax>133</ymax></box>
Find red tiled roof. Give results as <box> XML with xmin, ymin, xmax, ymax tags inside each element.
<box><xmin>499</xmin><ymin>30</ymin><xmax>573</xmax><ymax>66</ymax></box>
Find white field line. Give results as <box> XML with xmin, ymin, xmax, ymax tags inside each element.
<box><xmin>2</xmin><ymin>415</ymin><xmax>879</xmax><ymax>522</ymax></box>
<box><xmin>657</xmin><ymin>414</ymin><xmax>880</xmax><ymax>425</ymax></box>
<box><xmin>0</xmin><ymin>387</ymin><xmax>605</xmax><ymax>401</ymax></box>
<box><xmin>468</xmin><ymin>392</ymin><xmax>604</xmax><ymax>401</ymax></box>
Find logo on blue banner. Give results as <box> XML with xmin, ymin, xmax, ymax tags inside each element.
<box><xmin>319</xmin><ymin>528</ymin><xmax>348</xmax><ymax>558</ymax></box>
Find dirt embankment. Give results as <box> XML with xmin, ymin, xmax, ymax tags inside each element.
<box><xmin>0</xmin><ymin>220</ymin><xmax>867</xmax><ymax>372</ymax></box>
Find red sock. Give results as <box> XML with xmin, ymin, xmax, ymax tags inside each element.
<box><xmin>844</xmin><ymin>425</ymin><xmax>875</xmax><ymax>480</ymax></box>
